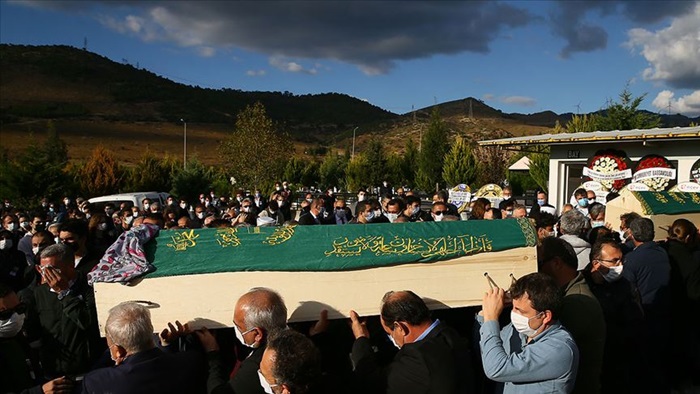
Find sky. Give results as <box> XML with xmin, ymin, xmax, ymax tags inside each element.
<box><xmin>1</xmin><ymin>0</ymin><xmax>699</xmax><ymax>117</ymax></box>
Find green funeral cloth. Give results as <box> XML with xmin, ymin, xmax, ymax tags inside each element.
<box><xmin>632</xmin><ymin>191</ymin><xmax>700</xmax><ymax>215</ymax></box>
<box><xmin>144</xmin><ymin>219</ymin><xmax>537</xmax><ymax>278</ymax></box>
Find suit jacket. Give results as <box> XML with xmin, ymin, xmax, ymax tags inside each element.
<box><xmin>207</xmin><ymin>346</ymin><xmax>266</xmax><ymax>394</ymax></box>
<box><xmin>351</xmin><ymin>321</ymin><xmax>474</xmax><ymax>394</ymax></box>
<box><xmin>81</xmin><ymin>347</ymin><xmax>206</xmax><ymax>394</ymax></box>
<box><xmin>298</xmin><ymin>212</ymin><xmax>321</xmax><ymax>225</ymax></box>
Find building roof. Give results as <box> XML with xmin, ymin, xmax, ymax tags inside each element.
<box><xmin>508</xmin><ymin>155</ymin><xmax>531</xmax><ymax>171</ymax></box>
<box><xmin>478</xmin><ymin>126</ymin><xmax>700</xmax><ymax>147</ymax></box>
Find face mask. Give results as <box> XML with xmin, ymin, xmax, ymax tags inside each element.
<box><xmin>143</xmin><ymin>203</ymin><xmax>150</xmax><ymax>210</ymax></box>
<box><xmin>618</xmin><ymin>229</ymin><xmax>628</xmax><ymax>240</ymax></box>
<box><xmin>34</xmin><ymin>224</ymin><xmax>45</xmax><ymax>232</ymax></box>
<box><xmin>277</xmin><ymin>200</ymin><xmax>284</xmax><ymax>206</ymax></box>
<box><xmin>242</xmin><ymin>206</ymin><xmax>250</xmax><ymax>213</ymax></box>
<box><xmin>6</xmin><ymin>223</ymin><xmax>17</xmax><ymax>232</ymax></box>
<box><xmin>335</xmin><ymin>208</ymin><xmax>346</xmax><ymax>217</ymax></box>
<box><xmin>0</xmin><ymin>312</ymin><xmax>25</xmax><ymax>338</ymax></box>
<box><xmin>0</xmin><ymin>239</ymin><xmax>12</xmax><ymax>250</ymax></box>
<box><xmin>510</xmin><ymin>310</ymin><xmax>543</xmax><ymax>338</ymax></box>
<box><xmin>306</xmin><ymin>198</ymin><xmax>313</xmax><ymax>203</ymax></box>
<box><xmin>236</xmin><ymin>197</ymin><xmax>243</xmax><ymax>202</ymax></box>
<box><xmin>588</xmin><ymin>198</ymin><xmax>596</xmax><ymax>204</ymax></box>
<box><xmin>196</xmin><ymin>212</ymin><xmax>205</xmax><ymax>219</ymax></box>
<box><xmin>234</xmin><ymin>324</ymin><xmax>257</xmax><ymax>348</ymax></box>
<box><xmin>49</xmin><ymin>207</ymin><xmax>55</xmax><ymax>212</ymax></box>
<box><xmin>105</xmin><ymin>209</ymin><xmax>114</xmax><ymax>216</ymax></box>
<box><xmin>276</xmin><ymin>187</ymin><xmax>282</xmax><ymax>191</ymax></box>
<box><xmin>180</xmin><ymin>203</ymin><xmax>187</xmax><ymax>209</ymax></box>
<box><xmin>387</xmin><ymin>332</ymin><xmax>401</xmax><ymax>349</ymax></box>
<box><xmin>85</xmin><ymin>213</ymin><xmax>91</xmax><ymax>220</ymax></box>
<box><xmin>257</xmin><ymin>369</ymin><xmax>276</xmax><ymax>394</ymax></box>
<box><xmin>97</xmin><ymin>223</ymin><xmax>108</xmax><ymax>231</ymax></box>
<box><xmin>365</xmin><ymin>211</ymin><xmax>375</xmax><ymax>221</ymax></box>
<box><xmin>591</xmin><ymin>220</ymin><xmax>605</xmax><ymax>228</ymax></box>
<box><xmin>63</xmin><ymin>241</ymin><xmax>79</xmax><ymax>253</ymax></box>
<box><xmin>537</xmin><ymin>199</ymin><xmax>545</xmax><ymax>206</ymax></box>
<box><xmin>20</xmin><ymin>221</ymin><xmax>30</xmax><ymax>230</ymax></box>
<box><xmin>411</xmin><ymin>206</ymin><xmax>420</xmax><ymax>216</ymax></box>
<box><xmin>125</xmin><ymin>216</ymin><xmax>133</xmax><ymax>225</ymax></box>
<box><xmin>386</xmin><ymin>213</ymin><xmax>398</xmax><ymax>223</ymax></box>
<box><xmin>503</xmin><ymin>194</ymin><xmax>511</xmax><ymax>199</ymax></box>
<box><xmin>64</xmin><ymin>199</ymin><xmax>70</xmax><ymax>205</ymax></box>
<box><xmin>383</xmin><ymin>182</ymin><xmax>388</xmax><ymax>187</ymax></box>
<box><xmin>32</xmin><ymin>246</ymin><xmax>40</xmax><ymax>255</ymax></box>
<box><xmin>602</xmin><ymin>265</ymin><xmax>624</xmax><ymax>282</ymax></box>
<box><xmin>374</xmin><ymin>209</ymin><xmax>382</xmax><ymax>217</ymax></box>
<box><xmin>133</xmin><ymin>212</ymin><xmax>139</xmax><ymax>218</ymax></box>
<box><xmin>433</xmin><ymin>213</ymin><xmax>444</xmax><ymax>222</ymax></box>
<box><xmin>54</xmin><ymin>236</ymin><xmax>60</xmax><ymax>244</ymax></box>
<box><xmin>577</xmin><ymin>199</ymin><xmax>588</xmax><ymax>208</ymax></box>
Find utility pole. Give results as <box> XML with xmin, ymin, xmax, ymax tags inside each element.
<box><xmin>351</xmin><ymin>127</ymin><xmax>358</xmax><ymax>159</ymax></box>
<box><xmin>180</xmin><ymin>119</ymin><xmax>187</xmax><ymax>170</ymax></box>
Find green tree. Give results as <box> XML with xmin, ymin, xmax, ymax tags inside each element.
<box><xmin>78</xmin><ymin>146</ymin><xmax>125</xmax><ymax>197</ymax></box>
<box><xmin>125</xmin><ymin>152</ymin><xmax>179</xmax><ymax>192</ymax></box>
<box><xmin>283</xmin><ymin>156</ymin><xmax>309</xmax><ymax>186</ymax></box>
<box><xmin>363</xmin><ymin>138</ymin><xmax>387</xmax><ymax>187</ymax></box>
<box><xmin>528</xmin><ymin>147</ymin><xmax>550</xmax><ymax>192</ymax></box>
<box><xmin>596</xmin><ymin>86</ymin><xmax>661</xmax><ymax>131</ymax></box>
<box><xmin>319</xmin><ymin>151</ymin><xmax>346</xmax><ymax>189</ymax></box>
<box><xmin>400</xmin><ymin>138</ymin><xmax>419</xmax><ymax>187</ymax></box>
<box><xmin>416</xmin><ymin>109</ymin><xmax>449</xmax><ymax>191</ymax></box>
<box><xmin>170</xmin><ymin>159</ymin><xmax>216</xmax><ymax>202</ymax></box>
<box><xmin>565</xmin><ymin>114</ymin><xmax>600</xmax><ymax>133</ymax></box>
<box><xmin>442</xmin><ymin>137</ymin><xmax>478</xmax><ymax>187</ymax></box>
<box><xmin>385</xmin><ymin>153</ymin><xmax>404</xmax><ymax>187</ymax></box>
<box><xmin>345</xmin><ymin>155</ymin><xmax>370</xmax><ymax>192</ymax></box>
<box><xmin>218</xmin><ymin>102</ymin><xmax>287</xmax><ymax>189</ymax></box>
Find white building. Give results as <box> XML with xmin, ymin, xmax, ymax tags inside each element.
<box><xmin>479</xmin><ymin>126</ymin><xmax>700</xmax><ymax>210</ymax></box>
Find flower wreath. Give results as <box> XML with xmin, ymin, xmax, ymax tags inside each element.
<box><xmin>586</xmin><ymin>150</ymin><xmax>631</xmax><ymax>192</ymax></box>
<box><xmin>634</xmin><ymin>154</ymin><xmax>676</xmax><ymax>192</ymax></box>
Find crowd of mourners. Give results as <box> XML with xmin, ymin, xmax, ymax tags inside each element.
<box><xmin>1</xmin><ymin>180</ymin><xmax>699</xmax><ymax>394</ymax></box>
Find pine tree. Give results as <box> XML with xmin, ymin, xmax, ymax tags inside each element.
<box><xmin>78</xmin><ymin>146</ymin><xmax>124</xmax><ymax>197</ymax></box>
<box><xmin>596</xmin><ymin>86</ymin><xmax>661</xmax><ymax>131</ymax></box>
<box><xmin>363</xmin><ymin>138</ymin><xmax>387</xmax><ymax>187</ymax></box>
<box><xmin>442</xmin><ymin>137</ymin><xmax>477</xmax><ymax>187</ymax></box>
<box><xmin>345</xmin><ymin>155</ymin><xmax>370</xmax><ymax>192</ymax></box>
<box><xmin>416</xmin><ymin>108</ymin><xmax>449</xmax><ymax>192</ymax></box>
<box><xmin>528</xmin><ymin>147</ymin><xmax>550</xmax><ymax>192</ymax></box>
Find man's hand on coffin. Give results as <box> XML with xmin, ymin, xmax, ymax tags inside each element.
<box><xmin>41</xmin><ymin>376</ymin><xmax>73</xmax><ymax>394</ymax></box>
<box><xmin>482</xmin><ymin>287</ymin><xmax>505</xmax><ymax>322</ymax></box>
<box><xmin>43</xmin><ymin>266</ymin><xmax>70</xmax><ymax>293</ymax></box>
<box><xmin>159</xmin><ymin>320</ymin><xmax>191</xmax><ymax>347</ymax></box>
<box><xmin>349</xmin><ymin>310</ymin><xmax>369</xmax><ymax>339</ymax></box>
<box><xmin>195</xmin><ymin>327</ymin><xmax>220</xmax><ymax>352</ymax></box>
<box><xmin>309</xmin><ymin>309</ymin><xmax>329</xmax><ymax>337</ymax></box>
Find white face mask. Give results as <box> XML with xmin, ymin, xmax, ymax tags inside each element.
<box><xmin>180</xmin><ymin>203</ymin><xmax>187</xmax><ymax>209</ymax></box>
<box><xmin>125</xmin><ymin>216</ymin><xmax>134</xmax><ymax>225</ymax></box>
<box><xmin>257</xmin><ymin>369</ymin><xmax>276</xmax><ymax>394</ymax></box>
<box><xmin>0</xmin><ymin>312</ymin><xmax>25</xmax><ymax>338</ymax></box>
<box><xmin>97</xmin><ymin>223</ymin><xmax>108</xmax><ymax>231</ymax></box>
<box><xmin>510</xmin><ymin>310</ymin><xmax>544</xmax><ymax>338</ymax></box>
<box><xmin>32</xmin><ymin>246</ymin><xmax>40</xmax><ymax>255</ymax></box>
<box><xmin>0</xmin><ymin>239</ymin><xmax>12</xmax><ymax>250</ymax></box>
<box><xmin>386</xmin><ymin>213</ymin><xmax>399</xmax><ymax>223</ymax></box>
<box><xmin>602</xmin><ymin>265</ymin><xmax>624</xmax><ymax>282</ymax></box>
<box><xmin>133</xmin><ymin>212</ymin><xmax>139</xmax><ymax>218</ymax></box>
<box><xmin>433</xmin><ymin>213</ymin><xmax>444</xmax><ymax>222</ymax></box>
<box><xmin>5</xmin><ymin>223</ymin><xmax>17</xmax><ymax>232</ymax></box>
<box><xmin>20</xmin><ymin>221</ymin><xmax>30</xmax><ymax>230</ymax></box>
<box><xmin>591</xmin><ymin>220</ymin><xmax>605</xmax><ymax>228</ymax></box>
<box><xmin>196</xmin><ymin>212</ymin><xmax>205</xmax><ymax>220</ymax></box>
<box><xmin>387</xmin><ymin>332</ymin><xmax>401</xmax><ymax>349</ymax></box>
<box><xmin>234</xmin><ymin>324</ymin><xmax>257</xmax><ymax>348</ymax></box>
<box><xmin>54</xmin><ymin>236</ymin><xmax>60</xmax><ymax>244</ymax></box>
<box><xmin>411</xmin><ymin>206</ymin><xmax>420</xmax><ymax>216</ymax></box>
<box><xmin>358</xmin><ymin>194</ymin><xmax>366</xmax><ymax>202</ymax></box>
<box><xmin>143</xmin><ymin>203</ymin><xmax>150</xmax><ymax>210</ymax></box>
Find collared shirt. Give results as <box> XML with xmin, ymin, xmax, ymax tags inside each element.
<box><xmin>477</xmin><ymin>316</ymin><xmax>579</xmax><ymax>393</ymax></box>
<box><xmin>415</xmin><ymin>319</ymin><xmax>440</xmax><ymax>342</ymax></box>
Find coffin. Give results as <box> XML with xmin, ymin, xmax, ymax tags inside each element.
<box><xmin>93</xmin><ymin>219</ymin><xmax>538</xmax><ymax>334</ymax></box>
<box><xmin>605</xmin><ymin>189</ymin><xmax>700</xmax><ymax>241</ymax></box>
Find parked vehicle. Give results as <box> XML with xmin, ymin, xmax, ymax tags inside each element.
<box><xmin>88</xmin><ymin>191</ymin><xmax>169</xmax><ymax>211</ymax></box>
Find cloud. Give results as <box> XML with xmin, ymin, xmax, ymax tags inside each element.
<box><xmin>500</xmin><ymin>96</ymin><xmax>536</xmax><ymax>107</ymax></box>
<box><xmin>482</xmin><ymin>93</ymin><xmax>495</xmax><ymax>100</ymax></box>
<box><xmin>245</xmin><ymin>69</ymin><xmax>266</xmax><ymax>77</ymax></box>
<box><xmin>549</xmin><ymin>1</ymin><xmax>695</xmax><ymax>58</ymax></box>
<box><xmin>269</xmin><ymin>57</ymin><xmax>318</xmax><ymax>75</ymax></box>
<box><xmin>626</xmin><ymin>3</ymin><xmax>700</xmax><ymax>89</ymax></box>
<box><xmin>14</xmin><ymin>1</ymin><xmax>534</xmax><ymax>74</ymax></box>
<box><xmin>652</xmin><ymin>90</ymin><xmax>700</xmax><ymax>117</ymax></box>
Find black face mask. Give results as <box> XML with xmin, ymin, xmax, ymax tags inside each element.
<box><xmin>63</xmin><ymin>241</ymin><xmax>79</xmax><ymax>253</ymax></box>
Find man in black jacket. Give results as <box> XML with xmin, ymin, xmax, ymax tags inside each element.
<box><xmin>350</xmin><ymin>290</ymin><xmax>474</xmax><ymax>394</ymax></box>
<box><xmin>196</xmin><ymin>287</ymin><xmax>288</xmax><ymax>394</ymax></box>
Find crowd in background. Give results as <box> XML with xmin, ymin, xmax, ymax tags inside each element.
<box><xmin>1</xmin><ymin>180</ymin><xmax>699</xmax><ymax>394</ymax></box>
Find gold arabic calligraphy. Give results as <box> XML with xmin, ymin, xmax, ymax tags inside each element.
<box><xmin>324</xmin><ymin>234</ymin><xmax>493</xmax><ymax>258</ymax></box>
<box><xmin>166</xmin><ymin>230</ymin><xmax>200</xmax><ymax>251</ymax></box>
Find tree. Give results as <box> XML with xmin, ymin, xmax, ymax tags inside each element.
<box><xmin>400</xmin><ymin>138</ymin><xmax>419</xmax><ymax>187</ymax></box>
<box><xmin>319</xmin><ymin>151</ymin><xmax>346</xmax><ymax>190</ymax></box>
<box><xmin>473</xmin><ymin>145</ymin><xmax>513</xmax><ymax>186</ymax></box>
<box><xmin>528</xmin><ymin>147</ymin><xmax>550</xmax><ymax>192</ymax></box>
<box><xmin>345</xmin><ymin>155</ymin><xmax>370</xmax><ymax>192</ymax></box>
<box><xmin>416</xmin><ymin>108</ymin><xmax>449</xmax><ymax>191</ymax></box>
<box><xmin>363</xmin><ymin>138</ymin><xmax>387</xmax><ymax>187</ymax></box>
<box><xmin>442</xmin><ymin>136</ymin><xmax>478</xmax><ymax>187</ymax></box>
<box><xmin>596</xmin><ymin>86</ymin><xmax>661</xmax><ymax>131</ymax></box>
<box><xmin>125</xmin><ymin>152</ymin><xmax>178</xmax><ymax>192</ymax></box>
<box><xmin>565</xmin><ymin>114</ymin><xmax>600</xmax><ymax>133</ymax></box>
<box><xmin>218</xmin><ymin>102</ymin><xmax>287</xmax><ymax>189</ymax></box>
<box><xmin>78</xmin><ymin>146</ymin><xmax>125</xmax><ymax>197</ymax></box>
<box><xmin>283</xmin><ymin>157</ymin><xmax>309</xmax><ymax>186</ymax></box>
<box><xmin>170</xmin><ymin>159</ymin><xmax>216</xmax><ymax>202</ymax></box>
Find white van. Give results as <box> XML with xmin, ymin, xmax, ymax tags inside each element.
<box><xmin>88</xmin><ymin>191</ymin><xmax>169</xmax><ymax>210</ymax></box>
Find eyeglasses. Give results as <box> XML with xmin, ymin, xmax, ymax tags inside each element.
<box><xmin>595</xmin><ymin>258</ymin><xmax>622</xmax><ymax>266</ymax></box>
<box><xmin>433</xmin><ymin>210</ymin><xmax>447</xmax><ymax>215</ymax></box>
<box><xmin>0</xmin><ymin>303</ymin><xmax>26</xmax><ymax>320</ymax></box>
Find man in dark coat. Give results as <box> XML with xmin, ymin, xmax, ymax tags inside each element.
<box><xmin>350</xmin><ymin>290</ymin><xmax>474</xmax><ymax>394</ymax></box>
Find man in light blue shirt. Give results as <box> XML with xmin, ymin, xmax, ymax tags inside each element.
<box><xmin>477</xmin><ymin>273</ymin><xmax>579</xmax><ymax>393</ymax></box>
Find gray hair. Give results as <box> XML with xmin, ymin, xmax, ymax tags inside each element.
<box><xmin>629</xmin><ymin>217</ymin><xmax>654</xmax><ymax>243</ymax></box>
<box><xmin>241</xmin><ymin>287</ymin><xmax>287</xmax><ymax>334</ymax></box>
<box><xmin>559</xmin><ymin>209</ymin><xmax>587</xmax><ymax>235</ymax></box>
<box><xmin>588</xmin><ymin>203</ymin><xmax>605</xmax><ymax>219</ymax></box>
<box><xmin>39</xmin><ymin>243</ymin><xmax>73</xmax><ymax>265</ymax></box>
<box><xmin>105</xmin><ymin>302</ymin><xmax>155</xmax><ymax>354</ymax></box>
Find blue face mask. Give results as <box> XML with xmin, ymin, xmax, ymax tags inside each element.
<box><xmin>365</xmin><ymin>211</ymin><xmax>375</xmax><ymax>221</ymax></box>
<box><xmin>577</xmin><ymin>199</ymin><xmax>588</xmax><ymax>208</ymax></box>
<box><xmin>537</xmin><ymin>199</ymin><xmax>545</xmax><ymax>206</ymax></box>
